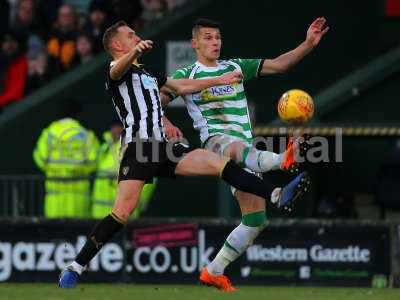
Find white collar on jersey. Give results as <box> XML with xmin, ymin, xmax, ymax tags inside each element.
<box><xmin>195</xmin><ymin>60</ymin><xmax>222</xmax><ymax>71</ymax></box>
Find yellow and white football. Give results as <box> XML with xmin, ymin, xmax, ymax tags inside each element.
<box><xmin>277</xmin><ymin>89</ymin><xmax>314</xmax><ymax>125</ymax></box>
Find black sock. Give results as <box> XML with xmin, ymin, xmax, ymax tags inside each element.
<box><xmin>76</xmin><ymin>213</ymin><xmax>124</xmax><ymax>267</ymax></box>
<box><xmin>221</xmin><ymin>160</ymin><xmax>274</xmax><ymax>199</ymax></box>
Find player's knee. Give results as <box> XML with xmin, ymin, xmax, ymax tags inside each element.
<box><xmin>190</xmin><ymin>149</ymin><xmax>224</xmax><ymax>174</ymax></box>
<box><xmin>203</xmin><ymin>150</ymin><xmax>226</xmax><ymax>173</ymax></box>
<box><xmin>224</xmin><ymin>141</ymin><xmax>247</xmax><ymax>162</ymax></box>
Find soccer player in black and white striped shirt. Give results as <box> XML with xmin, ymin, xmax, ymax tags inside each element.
<box><xmin>59</xmin><ymin>21</ymin><xmax>310</xmax><ymax>288</ymax></box>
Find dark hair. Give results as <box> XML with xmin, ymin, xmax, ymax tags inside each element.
<box><xmin>57</xmin><ymin>4</ymin><xmax>77</xmax><ymax>29</ymax></box>
<box><xmin>192</xmin><ymin>18</ymin><xmax>221</xmax><ymax>37</ymax></box>
<box><xmin>2</xmin><ymin>30</ymin><xmax>26</xmax><ymax>53</ymax></box>
<box><xmin>89</xmin><ymin>1</ymin><xmax>110</xmax><ymax>15</ymax></box>
<box><xmin>61</xmin><ymin>100</ymin><xmax>82</xmax><ymax>119</ymax></box>
<box><xmin>77</xmin><ymin>32</ymin><xmax>94</xmax><ymax>46</ymax></box>
<box><xmin>102</xmin><ymin>20</ymin><xmax>128</xmax><ymax>54</ymax></box>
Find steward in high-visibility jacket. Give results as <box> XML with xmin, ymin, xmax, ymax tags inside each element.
<box><xmin>33</xmin><ymin>117</ymin><xmax>99</xmax><ymax>218</ymax></box>
<box><xmin>92</xmin><ymin>125</ymin><xmax>156</xmax><ymax>219</ymax></box>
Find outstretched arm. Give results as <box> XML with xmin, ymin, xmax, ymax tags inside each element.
<box><xmin>161</xmin><ymin>71</ymin><xmax>243</xmax><ymax>96</ymax></box>
<box><xmin>260</xmin><ymin>17</ymin><xmax>329</xmax><ymax>75</ymax></box>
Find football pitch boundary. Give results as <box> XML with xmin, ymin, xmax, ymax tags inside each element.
<box><xmin>0</xmin><ymin>284</ymin><xmax>397</xmax><ymax>300</ymax></box>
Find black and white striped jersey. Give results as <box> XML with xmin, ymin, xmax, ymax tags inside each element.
<box><xmin>105</xmin><ymin>63</ymin><xmax>167</xmax><ymax>145</ymax></box>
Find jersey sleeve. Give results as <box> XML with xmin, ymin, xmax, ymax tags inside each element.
<box><xmin>106</xmin><ymin>62</ymin><xmax>127</xmax><ymax>85</ymax></box>
<box><xmin>167</xmin><ymin>68</ymin><xmax>191</xmax><ymax>100</ymax></box>
<box><xmin>231</xmin><ymin>58</ymin><xmax>264</xmax><ymax>82</ymax></box>
<box><xmin>146</xmin><ymin>67</ymin><xmax>168</xmax><ymax>88</ymax></box>
<box><xmin>172</xmin><ymin>68</ymin><xmax>190</xmax><ymax>80</ymax></box>
<box><xmin>153</xmin><ymin>71</ymin><xmax>168</xmax><ymax>88</ymax></box>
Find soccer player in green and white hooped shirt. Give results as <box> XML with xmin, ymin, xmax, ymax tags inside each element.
<box><xmin>162</xmin><ymin>18</ymin><xmax>329</xmax><ymax>291</ymax></box>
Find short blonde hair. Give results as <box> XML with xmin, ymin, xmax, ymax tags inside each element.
<box><xmin>102</xmin><ymin>20</ymin><xmax>128</xmax><ymax>54</ymax></box>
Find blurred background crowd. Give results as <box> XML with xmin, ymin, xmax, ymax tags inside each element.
<box><xmin>0</xmin><ymin>0</ymin><xmax>188</xmax><ymax>113</ymax></box>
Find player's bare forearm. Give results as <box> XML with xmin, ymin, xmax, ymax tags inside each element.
<box><xmin>262</xmin><ymin>41</ymin><xmax>314</xmax><ymax>75</ymax></box>
<box><xmin>261</xmin><ymin>17</ymin><xmax>329</xmax><ymax>75</ymax></box>
<box><xmin>110</xmin><ymin>49</ymin><xmax>141</xmax><ymax>80</ymax></box>
<box><xmin>163</xmin><ymin>71</ymin><xmax>243</xmax><ymax>95</ymax></box>
<box><xmin>168</xmin><ymin>78</ymin><xmax>223</xmax><ymax>95</ymax></box>
<box><xmin>110</xmin><ymin>40</ymin><xmax>153</xmax><ymax>80</ymax></box>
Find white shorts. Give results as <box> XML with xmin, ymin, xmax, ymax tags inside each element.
<box><xmin>203</xmin><ymin>134</ymin><xmax>261</xmax><ymax>195</ymax></box>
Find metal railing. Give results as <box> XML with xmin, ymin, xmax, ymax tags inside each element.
<box><xmin>0</xmin><ymin>175</ymin><xmax>117</xmax><ymax>218</ymax></box>
<box><xmin>0</xmin><ymin>175</ymin><xmax>45</xmax><ymax>217</ymax></box>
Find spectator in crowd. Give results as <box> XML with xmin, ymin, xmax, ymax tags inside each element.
<box><xmin>92</xmin><ymin>119</ymin><xmax>156</xmax><ymax>219</ymax></box>
<box><xmin>33</xmin><ymin>101</ymin><xmax>99</xmax><ymax>218</ymax></box>
<box><xmin>11</xmin><ymin>0</ymin><xmax>45</xmax><ymax>41</ymax></box>
<box><xmin>75</xmin><ymin>33</ymin><xmax>94</xmax><ymax>65</ymax></box>
<box><xmin>25</xmin><ymin>35</ymin><xmax>55</xmax><ymax>94</ymax></box>
<box><xmin>47</xmin><ymin>4</ymin><xmax>78</xmax><ymax>72</ymax></box>
<box><xmin>36</xmin><ymin>0</ymin><xmax>63</xmax><ymax>27</ymax></box>
<box><xmin>84</xmin><ymin>1</ymin><xmax>109</xmax><ymax>52</ymax></box>
<box><xmin>0</xmin><ymin>0</ymin><xmax>187</xmax><ymax>112</ymax></box>
<box><xmin>141</xmin><ymin>0</ymin><xmax>168</xmax><ymax>22</ymax></box>
<box><xmin>0</xmin><ymin>31</ymin><xmax>28</xmax><ymax>112</ymax></box>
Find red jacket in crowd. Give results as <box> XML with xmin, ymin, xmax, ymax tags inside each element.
<box><xmin>0</xmin><ymin>55</ymin><xmax>28</xmax><ymax>108</ymax></box>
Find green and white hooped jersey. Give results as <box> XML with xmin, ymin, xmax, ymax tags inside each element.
<box><xmin>172</xmin><ymin>58</ymin><xmax>264</xmax><ymax>145</ymax></box>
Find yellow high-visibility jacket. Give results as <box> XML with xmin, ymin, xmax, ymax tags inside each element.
<box><xmin>33</xmin><ymin>118</ymin><xmax>99</xmax><ymax>218</ymax></box>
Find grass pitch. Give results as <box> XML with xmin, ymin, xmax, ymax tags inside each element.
<box><xmin>0</xmin><ymin>284</ymin><xmax>397</xmax><ymax>300</ymax></box>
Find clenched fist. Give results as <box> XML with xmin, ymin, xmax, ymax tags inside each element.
<box><xmin>134</xmin><ymin>40</ymin><xmax>153</xmax><ymax>55</ymax></box>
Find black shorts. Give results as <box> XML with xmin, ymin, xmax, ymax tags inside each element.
<box><xmin>118</xmin><ymin>140</ymin><xmax>192</xmax><ymax>183</ymax></box>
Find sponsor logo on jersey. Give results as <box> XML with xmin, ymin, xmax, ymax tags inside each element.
<box><xmin>141</xmin><ymin>74</ymin><xmax>158</xmax><ymax>90</ymax></box>
<box><xmin>194</xmin><ymin>84</ymin><xmax>237</xmax><ymax>101</ymax></box>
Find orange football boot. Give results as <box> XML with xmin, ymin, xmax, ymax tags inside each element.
<box><xmin>281</xmin><ymin>134</ymin><xmax>312</xmax><ymax>172</ymax></box>
<box><xmin>199</xmin><ymin>268</ymin><xmax>237</xmax><ymax>292</ymax></box>
<box><xmin>281</xmin><ymin>137</ymin><xmax>298</xmax><ymax>172</ymax></box>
